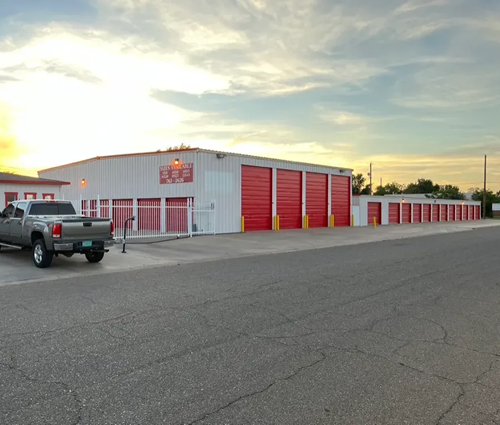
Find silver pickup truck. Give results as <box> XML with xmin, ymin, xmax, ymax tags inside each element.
<box><xmin>0</xmin><ymin>200</ymin><xmax>115</xmax><ymax>268</ymax></box>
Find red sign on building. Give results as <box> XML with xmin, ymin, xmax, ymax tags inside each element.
<box><xmin>159</xmin><ymin>163</ymin><xmax>194</xmax><ymax>184</ymax></box>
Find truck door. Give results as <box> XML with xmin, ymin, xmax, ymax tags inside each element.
<box><xmin>0</xmin><ymin>204</ymin><xmax>16</xmax><ymax>243</ymax></box>
<box><xmin>9</xmin><ymin>202</ymin><xmax>27</xmax><ymax>245</ymax></box>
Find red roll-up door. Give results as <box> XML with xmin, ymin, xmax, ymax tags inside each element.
<box><xmin>402</xmin><ymin>203</ymin><xmax>411</xmax><ymax>224</ymax></box>
<box><xmin>368</xmin><ymin>202</ymin><xmax>382</xmax><ymax>225</ymax></box>
<box><xmin>277</xmin><ymin>169</ymin><xmax>302</xmax><ymax>229</ymax></box>
<box><xmin>423</xmin><ymin>205</ymin><xmax>431</xmax><ymax>222</ymax></box>
<box><xmin>166</xmin><ymin>198</ymin><xmax>188</xmax><ymax>234</ymax></box>
<box><xmin>113</xmin><ymin>199</ymin><xmax>134</xmax><ymax>230</ymax></box>
<box><xmin>469</xmin><ymin>205</ymin><xmax>474</xmax><ymax>220</ymax></box>
<box><xmin>413</xmin><ymin>204</ymin><xmax>422</xmax><ymax>223</ymax></box>
<box><xmin>432</xmin><ymin>205</ymin><xmax>439</xmax><ymax>222</ymax></box>
<box><xmin>476</xmin><ymin>205</ymin><xmax>481</xmax><ymax>219</ymax></box>
<box><xmin>331</xmin><ymin>175</ymin><xmax>351</xmax><ymax>227</ymax></box>
<box><xmin>463</xmin><ymin>206</ymin><xmax>468</xmax><ymax>220</ymax></box>
<box><xmin>457</xmin><ymin>205</ymin><xmax>462</xmax><ymax>221</ymax></box>
<box><xmin>441</xmin><ymin>205</ymin><xmax>447</xmax><ymax>221</ymax></box>
<box><xmin>138</xmin><ymin>198</ymin><xmax>161</xmax><ymax>232</ymax></box>
<box><xmin>306</xmin><ymin>172</ymin><xmax>328</xmax><ymax>228</ymax></box>
<box><xmin>241</xmin><ymin>165</ymin><xmax>272</xmax><ymax>231</ymax></box>
<box><xmin>449</xmin><ymin>205</ymin><xmax>455</xmax><ymax>221</ymax></box>
<box><xmin>389</xmin><ymin>203</ymin><xmax>400</xmax><ymax>224</ymax></box>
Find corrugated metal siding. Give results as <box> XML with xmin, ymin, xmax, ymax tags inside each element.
<box><xmin>389</xmin><ymin>203</ymin><xmax>400</xmax><ymax>224</ymax></box>
<box><xmin>331</xmin><ymin>176</ymin><xmax>351</xmax><ymax>227</ymax></box>
<box><xmin>306</xmin><ymin>172</ymin><xmax>328</xmax><ymax>228</ymax></box>
<box><xmin>241</xmin><ymin>165</ymin><xmax>272</xmax><ymax>231</ymax></box>
<box><xmin>277</xmin><ymin>169</ymin><xmax>302</xmax><ymax>230</ymax></box>
<box><xmin>39</xmin><ymin>151</ymin><xmax>352</xmax><ymax>234</ymax></box>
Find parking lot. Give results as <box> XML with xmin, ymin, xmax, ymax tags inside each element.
<box><xmin>2</xmin><ymin>225</ymin><xmax>500</xmax><ymax>424</ymax></box>
<box><xmin>1</xmin><ymin>220</ymin><xmax>499</xmax><ymax>287</ymax></box>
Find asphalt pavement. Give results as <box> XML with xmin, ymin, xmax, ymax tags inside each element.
<box><xmin>2</xmin><ymin>227</ymin><xmax>500</xmax><ymax>424</ymax></box>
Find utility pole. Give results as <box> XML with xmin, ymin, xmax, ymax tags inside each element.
<box><xmin>369</xmin><ymin>162</ymin><xmax>373</xmax><ymax>196</ymax></box>
<box><xmin>483</xmin><ymin>154</ymin><xmax>487</xmax><ymax>219</ymax></box>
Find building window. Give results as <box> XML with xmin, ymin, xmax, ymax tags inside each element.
<box><xmin>42</xmin><ymin>193</ymin><xmax>55</xmax><ymax>200</ymax></box>
<box><xmin>4</xmin><ymin>192</ymin><xmax>18</xmax><ymax>208</ymax></box>
<box><xmin>24</xmin><ymin>192</ymin><xmax>37</xmax><ymax>200</ymax></box>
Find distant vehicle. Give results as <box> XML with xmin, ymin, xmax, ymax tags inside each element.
<box><xmin>0</xmin><ymin>200</ymin><xmax>115</xmax><ymax>268</ymax></box>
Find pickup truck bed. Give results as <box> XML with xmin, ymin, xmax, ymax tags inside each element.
<box><xmin>0</xmin><ymin>200</ymin><xmax>115</xmax><ymax>268</ymax></box>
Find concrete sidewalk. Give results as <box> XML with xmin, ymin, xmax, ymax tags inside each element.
<box><xmin>1</xmin><ymin>220</ymin><xmax>499</xmax><ymax>286</ymax></box>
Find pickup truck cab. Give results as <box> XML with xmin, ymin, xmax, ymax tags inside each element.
<box><xmin>0</xmin><ymin>200</ymin><xmax>115</xmax><ymax>268</ymax></box>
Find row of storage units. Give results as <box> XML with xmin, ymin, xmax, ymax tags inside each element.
<box><xmin>353</xmin><ymin>195</ymin><xmax>481</xmax><ymax>226</ymax></box>
<box><xmin>241</xmin><ymin>165</ymin><xmax>351</xmax><ymax>231</ymax></box>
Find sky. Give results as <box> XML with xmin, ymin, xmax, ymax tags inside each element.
<box><xmin>0</xmin><ymin>0</ymin><xmax>499</xmax><ymax>190</ymax></box>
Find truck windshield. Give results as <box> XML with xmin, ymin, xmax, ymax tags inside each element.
<box><xmin>29</xmin><ymin>203</ymin><xmax>77</xmax><ymax>216</ymax></box>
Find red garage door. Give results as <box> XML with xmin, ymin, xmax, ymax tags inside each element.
<box><xmin>463</xmin><ymin>206</ymin><xmax>468</xmax><ymax>220</ymax></box>
<box><xmin>449</xmin><ymin>205</ymin><xmax>455</xmax><ymax>221</ymax></box>
<box><xmin>277</xmin><ymin>169</ymin><xmax>302</xmax><ymax>230</ymax></box>
<box><xmin>469</xmin><ymin>205</ymin><xmax>474</xmax><ymax>220</ymax></box>
<box><xmin>413</xmin><ymin>204</ymin><xmax>422</xmax><ymax>223</ymax></box>
<box><xmin>423</xmin><ymin>205</ymin><xmax>431</xmax><ymax>222</ymax></box>
<box><xmin>241</xmin><ymin>165</ymin><xmax>272</xmax><ymax>231</ymax></box>
<box><xmin>166</xmin><ymin>198</ymin><xmax>188</xmax><ymax>234</ymax></box>
<box><xmin>113</xmin><ymin>199</ymin><xmax>134</xmax><ymax>230</ymax></box>
<box><xmin>432</xmin><ymin>205</ymin><xmax>439</xmax><ymax>222</ymax></box>
<box><xmin>368</xmin><ymin>202</ymin><xmax>382</xmax><ymax>225</ymax></box>
<box><xmin>402</xmin><ymin>203</ymin><xmax>411</xmax><ymax>224</ymax></box>
<box><xmin>457</xmin><ymin>205</ymin><xmax>462</xmax><ymax>221</ymax></box>
<box><xmin>476</xmin><ymin>205</ymin><xmax>481</xmax><ymax>219</ymax></box>
<box><xmin>441</xmin><ymin>205</ymin><xmax>447</xmax><ymax>221</ymax></box>
<box><xmin>389</xmin><ymin>203</ymin><xmax>400</xmax><ymax>224</ymax></box>
<box><xmin>331</xmin><ymin>175</ymin><xmax>351</xmax><ymax>227</ymax></box>
<box><xmin>306</xmin><ymin>172</ymin><xmax>328</xmax><ymax>228</ymax></box>
<box><xmin>138</xmin><ymin>198</ymin><xmax>161</xmax><ymax>232</ymax></box>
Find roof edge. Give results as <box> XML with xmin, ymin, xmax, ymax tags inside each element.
<box><xmin>0</xmin><ymin>179</ymin><xmax>70</xmax><ymax>186</ymax></box>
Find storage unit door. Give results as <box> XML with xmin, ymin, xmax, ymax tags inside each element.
<box><xmin>469</xmin><ymin>206</ymin><xmax>474</xmax><ymax>220</ymax></box>
<box><xmin>441</xmin><ymin>205</ymin><xmax>447</xmax><ymax>221</ymax></box>
<box><xmin>306</xmin><ymin>172</ymin><xmax>328</xmax><ymax>228</ymax></box>
<box><xmin>277</xmin><ymin>169</ymin><xmax>302</xmax><ymax>230</ymax></box>
<box><xmin>368</xmin><ymin>202</ymin><xmax>382</xmax><ymax>225</ymax></box>
<box><xmin>331</xmin><ymin>175</ymin><xmax>351</xmax><ymax>227</ymax></box>
<box><xmin>413</xmin><ymin>204</ymin><xmax>422</xmax><ymax>222</ymax></box>
<box><xmin>402</xmin><ymin>204</ymin><xmax>411</xmax><ymax>224</ymax></box>
<box><xmin>457</xmin><ymin>206</ymin><xmax>462</xmax><ymax>221</ymax></box>
<box><xmin>389</xmin><ymin>203</ymin><xmax>400</xmax><ymax>224</ymax></box>
<box><xmin>241</xmin><ymin>165</ymin><xmax>273</xmax><ymax>231</ymax></box>
<box><xmin>449</xmin><ymin>205</ymin><xmax>455</xmax><ymax>221</ymax></box>
<box><xmin>463</xmin><ymin>206</ymin><xmax>468</xmax><ymax>220</ymax></box>
<box><xmin>112</xmin><ymin>200</ymin><xmax>134</xmax><ymax>230</ymax></box>
<box><xmin>432</xmin><ymin>205</ymin><xmax>439</xmax><ymax>222</ymax></box>
<box><xmin>166</xmin><ymin>198</ymin><xmax>188</xmax><ymax>234</ymax></box>
<box><xmin>476</xmin><ymin>205</ymin><xmax>481</xmax><ymax>219</ymax></box>
<box><xmin>423</xmin><ymin>205</ymin><xmax>431</xmax><ymax>222</ymax></box>
<box><xmin>138</xmin><ymin>199</ymin><xmax>161</xmax><ymax>232</ymax></box>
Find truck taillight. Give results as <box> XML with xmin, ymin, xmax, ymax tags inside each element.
<box><xmin>110</xmin><ymin>220</ymin><xmax>114</xmax><ymax>236</ymax></box>
<box><xmin>53</xmin><ymin>223</ymin><xmax>62</xmax><ymax>238</ymax></box>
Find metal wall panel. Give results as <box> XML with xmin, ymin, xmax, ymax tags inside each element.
<box><xmin>1</xmin><ymin>184</ymin><xmax>62</xmax><ymax>208</ymax></box>
<box><xmin>39</xmin><ymin>150</ymin><xmax>352</xmax><ymax>234</ymax></box>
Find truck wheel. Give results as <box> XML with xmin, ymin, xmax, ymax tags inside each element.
<box><xmin>85</xmin><ymin>252</ymin><xmax>104</xmax><ymax>263</ymax></box>
<box><xmin>32</xmin><ymin>239</ymin><xmax>54</xmax><ymax>268</ymax></box>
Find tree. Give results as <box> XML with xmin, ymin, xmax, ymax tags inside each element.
<box><xmin>360</xmin><ymin>184</ymin><xmax>371</xmax><ymax>195</ymax></box>
<box><xmin>404</xmin><ymin>178</ymin><xmax>440</xmax><ymax>194</ymax></box>
<box><xmin>471</xmin><ymin>188</ymin><xmax>500</xmax><ymax>218</ymax></box>
<box><xmin>352</xmin><ymin>173</ymin><xmax>366</xmax><ymax>195</ymax></box>
<box><xmin>166</xmin><ymin>143</ymin><xmax>191</xmax><ymax>151</ymax></box>
<box><xmin>428</xmin><ymin>185</ymin><xmax>466</xmax><ymax>200</ymax></box>
<box><xmin>374</xmin><ymin>182</ymin><xmax>406</xmax><ymax>196</ymax></box>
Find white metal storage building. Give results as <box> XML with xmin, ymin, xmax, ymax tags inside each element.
<box><xmin>1</xmin><ymin>172</ymin><xmax>69</xmax><ymax>209</ymax></box>
<box><xmin>38</xmin><ymin>148</ymin><xmax>353</xmax><ymax>236</ymax></box>
<box><xmin>352</xmin><ymin>194</ymin><xmax>481</xmax><ymax>226</ymax></box>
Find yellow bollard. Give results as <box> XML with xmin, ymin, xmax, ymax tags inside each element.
<box><xmin>352</xmin><ymin>215</ymin><xmax>355</xmax><ymax>227</ymax></box>
<box><xmin>305</xmin><ymin>215</ymin><xmax>309</xmax><ymax>229</ymax></box>
<box><xmin>373</xmin><ymin>217</ymin><xmax>377</xmax><ymax>229</ymax></box>
<box><xmin>277</xmin><ymin>216</ymin><xmax>280</xmax><ymax>231</ymax></box>
<box><xmin>241</xmin><ymin>216</ymin><xmax>245</xmax><ymax>233</ymax></box>
<box><xmin>330</xmin><ymin>215</ymin><xmax>335</xmax><ymax>228</ymax></box>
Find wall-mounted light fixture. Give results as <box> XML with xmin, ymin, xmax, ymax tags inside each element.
<box><xmin>173</xmin><ymin>158</ymin><xmax>180</xmax><ymax>166</ymax></box>
<box><xmin>216</xmin><ymin>153</ymin><xmax>226</xmax><ymax>159</ymax></box>
<box><xmin>80</xmin><ymin>178</ymin><xmax>87</xmax><ymax>188</ymax></box>
<box><xmin>339</xmin><ymin>169</ymin><xmax>346</xmax><ymax>174</ymax></box>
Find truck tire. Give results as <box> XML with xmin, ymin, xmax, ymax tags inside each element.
<box><xmin>32</xmin><ymin>239</ymin><xmax>54</xmax><ymax>268</ymax></box>
<box><xmin>85</xmin><ymin>252</ymin><xmax>104</xmax><ymax>263</ymax></box>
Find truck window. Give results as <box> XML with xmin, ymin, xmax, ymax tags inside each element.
<box><xmin>14</xmin><ymin>202</ymin><xmax>28</xmax><ymax>218</ymax></box>
<box><xmin>1</xmin><ymin>204</ymin><xmax>15</xmax><ymax>218</ymax></box>
<box><xmin>29</xmin><ymin>203</ymin><xmax>77</xmax><ymax>216</ymax></box>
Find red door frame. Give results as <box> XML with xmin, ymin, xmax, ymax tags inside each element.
<box><xmin>4</xmin><ymin>192</ymin><xmax>18</xmax><ymax>208</ymax></box>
